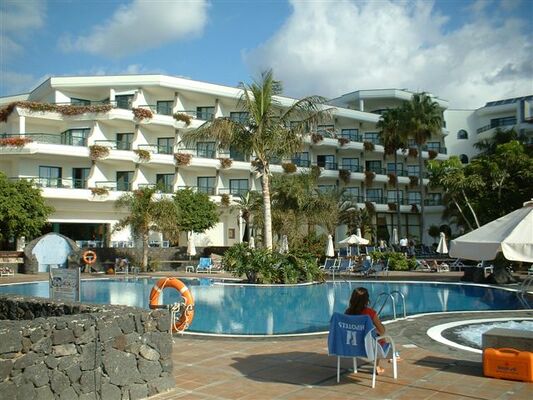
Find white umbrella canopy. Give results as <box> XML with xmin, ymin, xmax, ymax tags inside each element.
<box><xmin>279</xmin><ymin>235</ymin><xmax>289</xmax><ymax>254</ymax></box>
<box><xmin>436</xmin><ymin>232</ymin><xmax>448</xmax><ymax>254</ymax></box>
<box><xmin>392</xmin><ymin>228</ymin><xmax>399</xmax><ymax>245</ymax></box>
<box><xmin>187</xmin><ymin>231</ymin><xmax>196</xmax><ymax>257</ymax></box>
<box><xmin>339</xmin><ymin>234</ymin><xmax>370</xmax><ymax>245</ymax></box>
<box><xmin>356</xmin><ymin>228</ymin><xmax>362</xmax><ymax>238</ymax></box>
<box><xmin>449</xmin><ymin>200</ymin><xmax>533</xmax><ymax>262</ymax></box>
<box><xmin>249</xmin><ymin>236</ymin><xmax>255</xmax><ymax>249</ymax></box>
<box><xmin>326</xmin><ymin>235</ymin><xmax>335</xmax><ymax>257</ymax></box>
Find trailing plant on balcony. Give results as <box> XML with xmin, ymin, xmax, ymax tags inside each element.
<box><xmin>364</xmin><ymin>170</ymin><xmax>375</xmax><ymax>187</ymax></box>
<box><xmin>0</xmin><ymin>101</ymin><xmax>113</xmax><ymax>122</ymax></box>
<box><xmin>411</xmin><ymin>204</ymin><xmax>419</xmax><ymax>213</ymax></box>
<box><xmin>387</xmin><ymin>173</ymin><xmax>397</xmax><ymax>186</ymax></box>
<box><xmin>363</xmin><ymin>141</ymin><xmax>375</xmax><ymax>152</ymax></box>
<box><xmin>0</xmin><ymin>137</ymin><xmax>32</xmax><ymax>147</ymax></box>
<box><xmin>173</xmin><ymin>112</ymin><xmax>192</xmax><ymax>126</ymax></box>
<box><xmin>339</xmin><ymin>169</ymin><xmax>351</xmax><ymax>184</ymax></box>
<box><xmin>89</xmin><ymin>144</ymin><xmax>110</xmax><ymax>160</ymax></box>
<box><xmin>310</xmin><ymin>165</ymin><xmax>322</xmax><ymax>179</ymax></box>
<box><xmin>282</xmin><ymin>162</ymin><xmax>297</xmax><ymax>173</ymax></box>
<box><xmin>219</xmin><ymin>157</ymin><xmax>233</xmax><ymax>169</ymax></box>
<box><xmin>408</xmin><ymin>175</ymin><xmax>419</xmax><ymax>188</ymax></box>
<box><xmin>311</xmin><ymin>133</ymin><xmax>323</xmax><ymax>144</ymax></box>
<box><xmin>133</xmin><ymin>149</ymin><xmax>151</xmax><ymax>162</ymax></box>
<box><xmin>365</xmin><ymin>201</ymin><xmax>376</xmax><ymax>214</ymax></box>
<box><xmin>388</xmin><ymin>202</ymin><xmax>397</xmax><ymax>211</ymax></box>
<box><xmin>174</xmin><ymin>152</ymin><xmax>192</xmax><ymax>166</ymax></box>
<box><xmin>408</xmin><ymin>147</ymin><xmax>418</xmax><ymax>158</ymax></box>
<box><xmin>132</xmin><ymin>107</ymin><xmax>153</xmax><ymax>122</ymax></box>
<box><xmin>220</xmin><ymin>193</ymin><xmax>231</xmax><ymax>207</ymax></box>
<box><xmin>90</xmin><ymin>187</ymin><xmax>109</xmax><ymax>196</ymax></box>
<box><xmin>428</xmin><ymin>149</ymin><xmax>438</xmax><ymax>160</ymax></box>
<box><xmin>337</xmin><ymin>137</ymin><xmax>349</xmax><ymax>146</ymax></box>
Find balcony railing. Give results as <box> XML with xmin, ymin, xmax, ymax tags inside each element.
<box><xmin>137</xmin><ymin>144</ymin><xmax>174</xmax><ymax>155</ymax></box>
<box><xmin>291</xmin><ymin>159</ymin><xmax>311</xmax><ymax>168</ymax></box>
<box><xmin>315</xmin><ymin>162</ymin><xmax>338</xmax><ymax>170</ymax></box>
<box><xmin>341</xmin><ymin>194</ymin><xmax>365</xmax><ymax>203</ymax></box>
<box><xmin>137</xmin><ymin>104</ymin><xmax>174</xmax><ymax>116</ymax></box>
<box><xmin>95</xmin><ymin>181</ymin><xmax>118</xmax><ymax>190</ymax></box>
<box><xmin>424</xmin><ymin>198</ymin><xmax>443</xmax><ymax>206</ymax></box>
<box><xmin>341</xmin><ymin>165</ymin><xmax>364</xmax><ymax>173</ymax></box>
<box><xmin>476</xmin><ymin>117</ymin><xmax>517</xmax><ymax>134</ymax></box>
<box><xmin>1</xmin><ymin>133</ymin><xmax>87</xmax><ymax>146</ymax></box>
<box><xmin>365</xmin><ymin>167</ymin><xmax>387</xmax><ymax>175</ymax></box>
<box><xmin>218</xmin><ymin>188</ymin><xmax>250</xmax><ymax>196</ymax></box>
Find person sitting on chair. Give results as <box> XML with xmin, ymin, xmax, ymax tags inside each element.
<box><xmin>345</xmin><ymin>287</ymin><xmax>389</xmax><ymax>375</ymax></box>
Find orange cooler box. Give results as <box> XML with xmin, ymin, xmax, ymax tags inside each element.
<box><xmin>483</xmin><ymin>348</ymin><xmax>533</xmax><ymax>382</ymax></box>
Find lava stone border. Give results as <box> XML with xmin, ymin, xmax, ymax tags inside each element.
<box><xmin>0</xmin><ymin>295</ymin><xmax>174</xmax><ymax>400</ymax></box>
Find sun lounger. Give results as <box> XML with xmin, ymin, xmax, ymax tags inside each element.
<box><xmin>0</xmin><ymin>267</ymin><xmax>14</xmax><ymax>277</ymax></box>
<box><xmin>196</xmin><ymin>257</ymin><xmax>213</xmax><ymax>273</ymax></box>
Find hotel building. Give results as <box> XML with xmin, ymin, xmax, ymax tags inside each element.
<box><xmin>0</xmin><ymin>75</ymin><xmax>529</xmax><ymax>248</ymax></box>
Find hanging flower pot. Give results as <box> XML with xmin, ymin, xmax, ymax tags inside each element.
<box><xmin>311</xmin><ymin>133</ymin><xmax>323</xmax><ymax>144</ymax></box>
<box><xmin>408</xmin><ymin>175</ymin><xmax>419</xmax><ymax>188</ymax></box>
<box><xmin>282</xmin><ymin>162</ymin><xmax>297</xmax><ymax>173</ymax></box>
<box><xmin>363</xmin><ymin>141</ymin><xmax>375</xmax><ymax>152</ymax></box>
<box><xmin>408</xmin><ymin>147</ymin><xmax>418</xmax><ymax>158</ymax></box>
<box><xmin>428</xmin><ymin>149</ymin><xmax>438</xmax><ymax>160</ymax></box>
<box><xmin>388</xmin><ymin>202</ymin><xmax>397</xmax><ymax>211</ymax></box>
<box><xmin>337</xmin><ymin>137</ymin><xmax>349</xmax><ymax>146</ymax></box>
<box><xmin>132</xmin><ymin>107</ymin><xmax>153</xmax><ymax>122</ymax></box>
<box><xmin>411</xmin><ymin>204</ymin><xmax>419</xmax><ymax>213</ymax></box>
<box><xmin>90</xmin><ymin>187</ymin><xmax>109</xmax><ymax>196</ymax></box>
<box><xmin>364</xmin><ymin>170</ymin><xmax>375</xmax><ymax>186</ymax></box>
<box><xmin>173</xmin><ymin>112</ymin><xmax>192</xmax><ymax>126</ymax></box>
<box><xmin>219</xmin><ymin>157</ymin><xmax>233</xmax><ymax>169</ymax></box>
<box><xmin>220</xmin><ymin>193</ymin><xmax>231</xmax><ymax>207</ymax></box>
<box><xmin>174</xmin><ymin>152</ymin><xmax>192</xmax><ymax>166</ymax></box>
<box><xmin>365</xmin><ymin>201</ymin><xmax>376</xmax><ymax>214</ymax></box>
<box><xmin>388</xmin><ymin>173</ymin><xmax>397</xmax><ymax>186</ymax></box>
<box><xmin>133</xmin><ymin>149</ymin><xmax>151</xmax><ymax>162</ymax></box>
<box><xmin>0</xmin><ymin>136</ymin><xmax>32</xmax><ymax>147</ymax></box>
<box><xmin>339</xmin><ymin>169</ymin><xmax>351</xmax><ymax>184</ymax></box>
<box><xmin>89</xmin><ymin>145</ymin><xmax>110</xmax><ymax>161</ymax></box>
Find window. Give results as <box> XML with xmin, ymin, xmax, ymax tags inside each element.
<box><xmin>39</xmin><ymin>166</ymin><xmax>62</xmax><ymax>188</ymax></box>
<box><xmin>366</xmin><ymin>188</ymin><xmax>383</xmax><ymax>203</ymax></box>
<box><xmin>292</xmin><ymin>152</ymin><xmax>310</xmax><ymax>167</ymax></box>
<box><xmin>61</xmin><ymin>128</ymin><xmax>89</xmax><ymax>146</ymax></box>
<box><xmin>197</xmin><ymin>177</ymin><xmax>216</xmax><ymax>195</ymax></box>
<box><xmin>157</xmin><ymin>137</ymin><xmax>174</xmax><ymax>154</ymax></box>
<box><xmin>230</xmin><ymin>145</ymin><xmax>246</xmax><ymax>161</ymax></box>
<box><xmin>197</xmin><ymin>142</ymin><xmax>216</xmax><ymax>158</ymax></box>
<box><xmin>343</xmin><ymin>187</ymin><xmax>360</xmax><ymax>201</ymax></box>
<box><xmin>407</xmin><ymin>139</ymin><xmax>417</xmax><ymax>148</ymax></box>
<box><xmin>457</xmin><ymin>129</ymin><xmax>468</xmax><ymax>140</ymax></box>
<box><xmin>318</xmin><ymin>185</ymin><xmax>336</xmax><ymax>193</ymax></box>
<box><xmin>407</xmin><ymin>165</ymin><xmax>420</xmax><ymax>176</ymax></box>
<box><xmin>387</xmin><ymin>162</ymin><xmax>403</xmax><ymax>175</ymax></box>
<box><xmin>71</xmin><ymin>98</ymin><xmax>90</xmax><ymax>106</ymax></box>
<box><xmin>116</xmin><ymin>133</ymin><xmax>133</xmax><ymax>150</ymax></box>
<box><xmin>490</xmin><ymin>116</ymin><xmax>516</xmax><ymax>128</ymax></box>
<box><xmin>196</xmin><ymin>106</ymin><xmax>215</xmax><ymax>121</ymax></box>
<box><xmin>156</xmin><ymin>101</ymin><xmax>173</xmax><ymax>116</ymax></box>
<box><xmin>229</xmin><ymin>179</ymin><xmax>248</xmax><ymax>195</ymax></box>
<box><xmin>72</xmin><ymin>168</ymin><xmax>89</xmax><ymax>189</ymax></box>
<box><xmin>228</xmin><ymin>228</ymin><xmax>235</xmax><ymax>239</ymax></box>
<box><xmin>387</xmin><ymin>190</ymin><xmax>404</xmax><ymax>203</ymax></box>
<box><xmin>317</xmin><ymin>155</ymin><xmax>336</xmax><ymax>170</ymax></box>
<box><xmin>340</xmin><ymin>128</ymin><xmax>360</xmax><ymax>142</ymax></box>
<box><xmin>115</xmin><ymin>95</ymin><xmax>133</xmax><ymax>110</ymax></box>
<box><xmin>342</xmin><ymin>158</ymin><xmax>360</xmax><ymax>172</ymax></box>
<box><xmin>156</xmin><ymin>174</ymin><xmax>174</xmax><ymax>193</ymax></box>
<box><xmin>408</xmin><ymin>191</ymin><xmax>421</xmax><ymax>205</ymax></box>
<box><xmin>229</xmin><ymin>112</ymin><xmax>249</xmax><ymax>124</ymax></box>
<box><xmin>426</xmin><ymin>193</ymin><xmax>442</xmax><ymax>206</ymax></box>
<box><xmin>364</xmin><ymin>132</ymin><xmax>380</xmax><ymax>145</ymax></box>
<box><xmin>459</xmin><ymin>154</ymin><xmax>469</xmax><ymax>164</ymax></box>
<box><xmin>116</xmin><ymin>171</ymin><xmax>134</xmax><ymax>191</ymax></box>
<box><xmin>365</xmin><ymin>160</ymin><xmax>382</xmax><ymax>174</ymax></box>
<box><xmin>317</xmin><ymin>124</ymin><xmax>335</xmax><ymax>137</ymax></box>
<box><xmin>426</xmin><ymin>142</ymin><xmax>441</xmax><ymax>152</ymax></box>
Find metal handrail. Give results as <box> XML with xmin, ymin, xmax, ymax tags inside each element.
<box><xmin>372</xmin><ymin>291</ymin><xmax>408</xmax><ymax>320</ymax></box>
<box><xmin>389</xmin><ymin>291</ymin><xmax>407</xmax><ymax>319</ymax></box>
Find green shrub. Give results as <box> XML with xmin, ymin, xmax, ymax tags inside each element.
<box><xmin>385</xmin><ymin>251</ymin><xmax>410</xmax><ymax>271</ymax></box>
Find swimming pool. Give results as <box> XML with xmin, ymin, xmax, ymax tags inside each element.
<box><xmin>0</xmin><ymin>279</ymin><xmax>525</xmax><ymax>335</ymax></box>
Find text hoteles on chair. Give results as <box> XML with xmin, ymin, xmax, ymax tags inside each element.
<box><xmin>327</xmin><ymin>312</ymin><xmax>398</xmax><ymax>388</ymax></box>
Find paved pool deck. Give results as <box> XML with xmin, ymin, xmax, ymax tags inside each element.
<box><xmin>1</xmin><ymin>271</ymin><xmax>532</xmax><ymax>399</ymax></box>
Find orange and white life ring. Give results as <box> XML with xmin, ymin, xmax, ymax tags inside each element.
<box><xmin>149</xmin><ymin>278</ymin><xmax>194</xmax><ymax>332</ymax></box>
<box><xmin>82</xmin><ymin>250</ymin><xmax>97</xmax><ymax>265</ymax></box>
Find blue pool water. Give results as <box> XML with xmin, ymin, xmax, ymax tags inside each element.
<box><xmin>0</xmin><ymin>279</ymin><xmax>524</xmax><ymax>335</ymax></box>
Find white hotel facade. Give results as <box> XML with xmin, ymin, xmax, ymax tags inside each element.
<box><xmin>0</xmin><ymin>75</ymin><xmax>531</xmax><ymax>248</ymax></box>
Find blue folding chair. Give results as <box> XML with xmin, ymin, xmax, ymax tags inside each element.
<box><xmin>328</xmin><ymin>313</ymin><xmax>398</xmax><ymax>388</ymax></box>
<box><xmin>196</xmin><ymin>257</ymin><xmax>212</xmax><ymax>273</ymax></box>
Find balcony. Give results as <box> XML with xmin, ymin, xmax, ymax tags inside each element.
<box><xmin>422</xmin><ymin>144</ymin><xmax>447</xmax><ymax>154</ymax></box>
<box><xmin>1</xmin><ymin>133</ymin><xmax>87</xmax><ymax>146</ymax></box>
<box><xmin>137</xmin><ymin>144</ymin><xmax>174</xmax><ymax>155</ymax></box>
<box><xmin>291</xmin><ymin>159</ymin><xmax>311</xmax><ymax>168</ymax></box>
<box><xmin>365</xmin><ymin>167</ymin><xmax>387</xmax><ymax>175</ymax></box>
<box><xmin>476</xmin><ymin>117</ymin><xmax>517</xmax><ymax>134</ymax></box>
<box><xmin>341</xmin><ymin>165</ymin><xmax>364</xmax><ymax>173</ymax></box>
<box><xmin>93</xmin><ymin>140</ymin><xmax>132</xmax><ymax>151</ymax></box>
<box><xmin>315</xmin><ymin>161</ymin><xmax>338</xmax><ymax>170</ymax></box>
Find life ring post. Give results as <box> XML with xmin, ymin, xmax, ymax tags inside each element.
<box><xmin>149</xmin><ymin>278</ymin><xmax>194</xmax><ymax>333</ymax></box>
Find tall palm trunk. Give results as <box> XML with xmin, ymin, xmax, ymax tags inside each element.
<box><xmin>418</xmin><ymin>144</ymin><xmax>425</xmax><ymax>244</ymax></box>
<box><xmin>261</xmin><ymin>169</ymin><xmax>273</xmax><ymax>250</ymax></box>
<box><xmin>142</xmin><ymin>231</ymin><xmax>149</xmax><ymax>271</ymax></box>
<box><xmin>394</xmin><ymin>151</ymin><xmax>401</xmax><ymax>237</ymax></box>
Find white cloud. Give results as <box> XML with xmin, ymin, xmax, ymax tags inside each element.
<box><xmin>244</xmin><ymin>0</ymin><xmax>533</xmax><ymax>108</ymax></box>
<box><xmin>499</xmin><ymin>0</ymin><xmax>522</xmax><ymax>11</ymax></box>
<box><xmin>59</xmin><ymin>0</ymin><xmax>208</xmax><ymax>58</ymax></box>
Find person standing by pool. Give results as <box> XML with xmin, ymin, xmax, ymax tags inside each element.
<box><xmin>345</xmin><ymin>287</ymin><xmax>388</xmax><ymax>375</ymax></box>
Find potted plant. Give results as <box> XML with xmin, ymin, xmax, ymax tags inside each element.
<box><xmin>90</xmin><ymin>187</ymin><xmax>109</xmax><ymax>196</ymax></box>
<box><xmin>388</xmin><ymin>202</ymin><xmax>397</xmax><ymax>211</ymax></box>
<box><xmin>411</xmin><ymin>204</ymin><xmax>419</xmax><ymax>213</ymax></box>
<box><xmin>339</xmin><ymin>169</ymin><xmax>351</xmax><ymax>184</ymax></box>
<box><xmin>133</xmin><ymin>149</ymin><xmax>151</xmax><ymax>162</ymax></box>
<box><xmin>408</xmin><ymin>175</ymin><xmax>419</xmax><ymax>188</ymax></box>
<box><xmin>220</xmin><ymin>193</ymin><xmax>231</xmax><ymax>207</ymax></box>
<box><xmin>219</xmin><ymin>157</ymin><xmax>233</xmax><ymax>169</ymax></box>
<box><xmin>364</xmin><ymin>170</ymin><xmax>375</xmax><ymax>187</ymax></box>
<box><xmin>174</xmin><ymin>152</ymin><xmax>192</xmax><ymax>166</ymax></box>
<box><xmin>89</xmin><ymin>144</ymin><xmax>110</xmax><ymax>161</ymax></box>
<box><xmin>0</xmin><ymin>136</ymin><xmax>32</xmax><ymax>147</ymax></box>
<box><xmin>282</xmin><ymin>162</ymin><xmax>297</xmax><ymax>173</ymax></box>
<box><xmin>311</xmin><ymin>133</ymin><xmax>323</xmax><ymax>144</ymax></box>
<box><xmin>428</xmin><ymin>149</ymin><xmax>438</xmax><ymax>160</ymax></box>
<box><xmin>173</xmin><ymin>112</ymin><xmax>192</xmax><ymax>126</ymax></box>
<box><xmin>132</xmin><ymin>107</ymin><xmax>153</xmax><ymax>122</ymax></box>
<box><xmin>310</xmin><ymin>165</ymin><xmax>322</xmax><ymax>178</ymax></box>
<box><xmin>365</xmin><ymin>201</ymin><xmax>376</xmax><ymax>214</ymax></box>
<box><xmin>337</xmin><ymin>137</ymin><xmax>349</xmax><ymax>146</ymax></box>
<box><xmin>363</xmin><ymin>141</ymin><xmax>375</xmax><ymax>152</ymax></box>
<box><xmin>387</xmin><ymin>173</ymin><xmax>397</xmax><ymax>186</ymax></box>
<box><xmin>408</xmin><ymin>147</ymin><xmax>418</xmax><ymax>158</ymax></box>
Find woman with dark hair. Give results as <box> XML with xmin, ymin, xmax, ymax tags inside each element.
<box><xmin>345</xmin><ymin>287</ymin><xmax>387</xmax><ymax>374</ymax></box>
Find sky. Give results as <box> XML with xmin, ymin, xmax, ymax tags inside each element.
<box><xmin>1</xmin><ymin>0</ymin><xmax>532</xmax><ymax>109</ymax></box>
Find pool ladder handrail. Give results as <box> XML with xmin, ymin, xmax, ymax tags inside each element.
<box><xmin>372</xmin><ymin>291</ymin><xmax>407</xmax><ymax>320</ymax></box>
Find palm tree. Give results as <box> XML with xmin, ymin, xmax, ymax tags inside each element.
<box><xmin>183</xmin><ymin>70</ymin><xmax>332</xmax><ymax>249</ymax></box>
<box><xmin>377</xmin><ymin>107</ymin><xmax>407</xmax><ymax>238</ymax></box>
<box><xmin>402</xmin><ymin>93</ymin><xmax>443</xmax><ymax>243</ymax></box>
<box><xmin>473</xmin><ymin>127</ymin><xmax>522</xmax><ymax>157</ymax></box>
<box><xmin>114</xmin><ymin>186</ymin><xmax>177</xmax><ymax>270</ymax></box>
<box><xmin>232</xmin><ymin>191</ymin><xmax>262</xmax><ymax>242</ymax></box>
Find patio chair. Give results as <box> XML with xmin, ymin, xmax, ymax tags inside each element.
<box><xmin>328</xmin><ymin>312</ymin><xmax>398</xmax><ymax>388</ymax></box>
<box><xmin>0</xmin><ymin>267</ymin><xmax>14</xmax><ymax>277</ymax></box>
<box><xmin>372</xmin><ymin>258</ymin><xmax>389</xmax><ymax>277</ymax></box>
<box><xmin>337</xmin><ymin>258</ymin><xmax>353</xmax><ymax>274</ymax></box>
<box><xmin>355</xmin><ymin>258</ymin><xmax>375</xmax><ymax>277</ymax></box>
<box><xmin>320</xmin><ymin>258</ymin><xmax>339</xmax><ymax>274</ymax></box>
<box><xmin>196</xmin><ymin>257</ymin><xmax>213</xmax><ymax>273</ymax></box>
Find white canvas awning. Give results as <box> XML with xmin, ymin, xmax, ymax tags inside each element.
<box><xmin>449</xmin><ymin>201</ymin><xmax>533</xmax><ymax>262</ymax></box>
